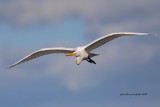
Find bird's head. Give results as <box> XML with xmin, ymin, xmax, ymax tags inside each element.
<box><xmin>65</xmin><ymin>51</ymin><xmax>81</xmax><ymax>57</ymax></box>
<box><xmin>65</xmin><ymin>47</ymin><xmax>82</xmax><ymax>57</ymax></box>
<box><xmin>65</xmin><ymin>50</ymin><xmax>82</xmax><ymax>65</ymax></box>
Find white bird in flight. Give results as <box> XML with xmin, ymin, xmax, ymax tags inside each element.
<box><xmin>8</xmin><ymin>32</ymin><xmax>156</xmax><ymax>68</ymax></box>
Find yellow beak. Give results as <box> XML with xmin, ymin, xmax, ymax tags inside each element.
<box><xmin>65</xmin><ymin>53</ymin><xmax>76</xmax><ymax>56</ymax></box>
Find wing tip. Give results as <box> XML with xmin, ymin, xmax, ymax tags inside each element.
<box><xmin>111</xmin><ymin>32</ymin><xmax>158</xmax><ymax>35</ymax></box>
<box><xmin>147</xmin><ymin>33</ymin><xmax>159</xmax><ymax>36</ymax></box>
<box><xmin>6</xmin><ymin>64</ymin><xmax>15</xmax><ymax>69</ymax></box>
<box><xmin>7</xmin><ymin>61</ymin><xmax>21</xmax><ymax>69</ymax></box>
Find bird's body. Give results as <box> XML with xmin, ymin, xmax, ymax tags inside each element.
<box><xmin>69</xmin><ymin>46</ymin><xmax>98</xmax><ymax>65</ymax></box>
<box><xmin>75</xmin><ymin>47</ymin><xmax>89</xmax><ymax>65</ymax></box>
<box><xmin>8</xmin><ymin>32</ymin><xmax>156</xmax><ymax>68</ymax></box>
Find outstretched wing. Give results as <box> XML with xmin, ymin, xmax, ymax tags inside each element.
<box><xmin>84</xmin><ymin>32</ymin><xmax>154</xmax><ymax>52</ymax></box>
<box><xmin>8</xmin><ymin>47</ymin><xmax>75</xmax><ymax>68</ymax></box>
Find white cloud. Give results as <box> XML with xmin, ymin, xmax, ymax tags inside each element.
<box><xmin>96</xmin><ymin>41</ymin><xmax>158</xmax><ymax>67</ymax></box>
<box><xmin>0</xmin><ymin>0</ymin><xmax>159</xmax><ymax>30</ymax></box>
<box><xmin>0</xmin><ymin>0</ymin><xmax>159</xmax><ymax>41</ymax></box>
<box><xmin>91</xmin><ymin>13</ymin><xmax>160</xmax><ymax>37</ymax></box>
<box><xmin>45</xmin><ymin>56</ymin><xmax>102</xmax><ymax>92</ymax></box>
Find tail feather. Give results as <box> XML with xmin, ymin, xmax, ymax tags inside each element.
<box><xmin>90</xmin><ymin>53</ymin><xmax>99</xmax><ymax>57</ymax></box>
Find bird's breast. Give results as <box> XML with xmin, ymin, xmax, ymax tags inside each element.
<box><xmin>76</xmin><ymin>47</ymin><xmax>89</xmax><ymax>60</ymax></box>
<box><xmin>81</xmin><ymin>50</ymin><xmax>89</xmax><ymax>60</ymax></box>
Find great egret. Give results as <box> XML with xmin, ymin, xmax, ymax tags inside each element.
<box><xmin>8</xmin><ymin>32</ymin><xmax>156</xmax><ymax>68</ymax></box>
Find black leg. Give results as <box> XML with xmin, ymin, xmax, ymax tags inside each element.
<box><xmin>86</xmin><ymin>57</ymin><xmax>96</xmax><ymax>64</ymax></box>
<box><xmin>86</xmin><ymin>59</ymin><xmax>92</xmax><ymax>63</ymax></box>
<box><xmin>91</xmin><ymin>59</ymin><xmax>96</xmax><ymax>64</ymax></box>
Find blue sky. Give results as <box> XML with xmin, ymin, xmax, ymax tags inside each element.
<box><xmin>0</xmin><ymin>18</ymin><xmax>85</xmax><ymax>48</ymax></box>
<box><xmin>0</xmin><ymin>0</ymin><xmax>160</xmax><ymax>107</ymax></box>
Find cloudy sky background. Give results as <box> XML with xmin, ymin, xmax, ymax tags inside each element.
<box><xmin>0</xmin><ymin>0</ymin><xmax>160</xmax><ymax>107</ymax></box>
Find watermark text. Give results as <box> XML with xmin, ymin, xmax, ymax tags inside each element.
<box><xmin>120</xmin><ymin>93</ymin><xmax>147</xmax><ymax>96</ymax></box>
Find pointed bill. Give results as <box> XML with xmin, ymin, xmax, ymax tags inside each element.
<box><xmin>65</xmin><ymin>53</ymin><xmax>76</xmax><ymax>56</ymax></box>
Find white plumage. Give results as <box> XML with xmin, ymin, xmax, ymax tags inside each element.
<box><xmin>8</xmin><ymin>32</ymin><xmax>156</xmax><ymax>68</ymax></box>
